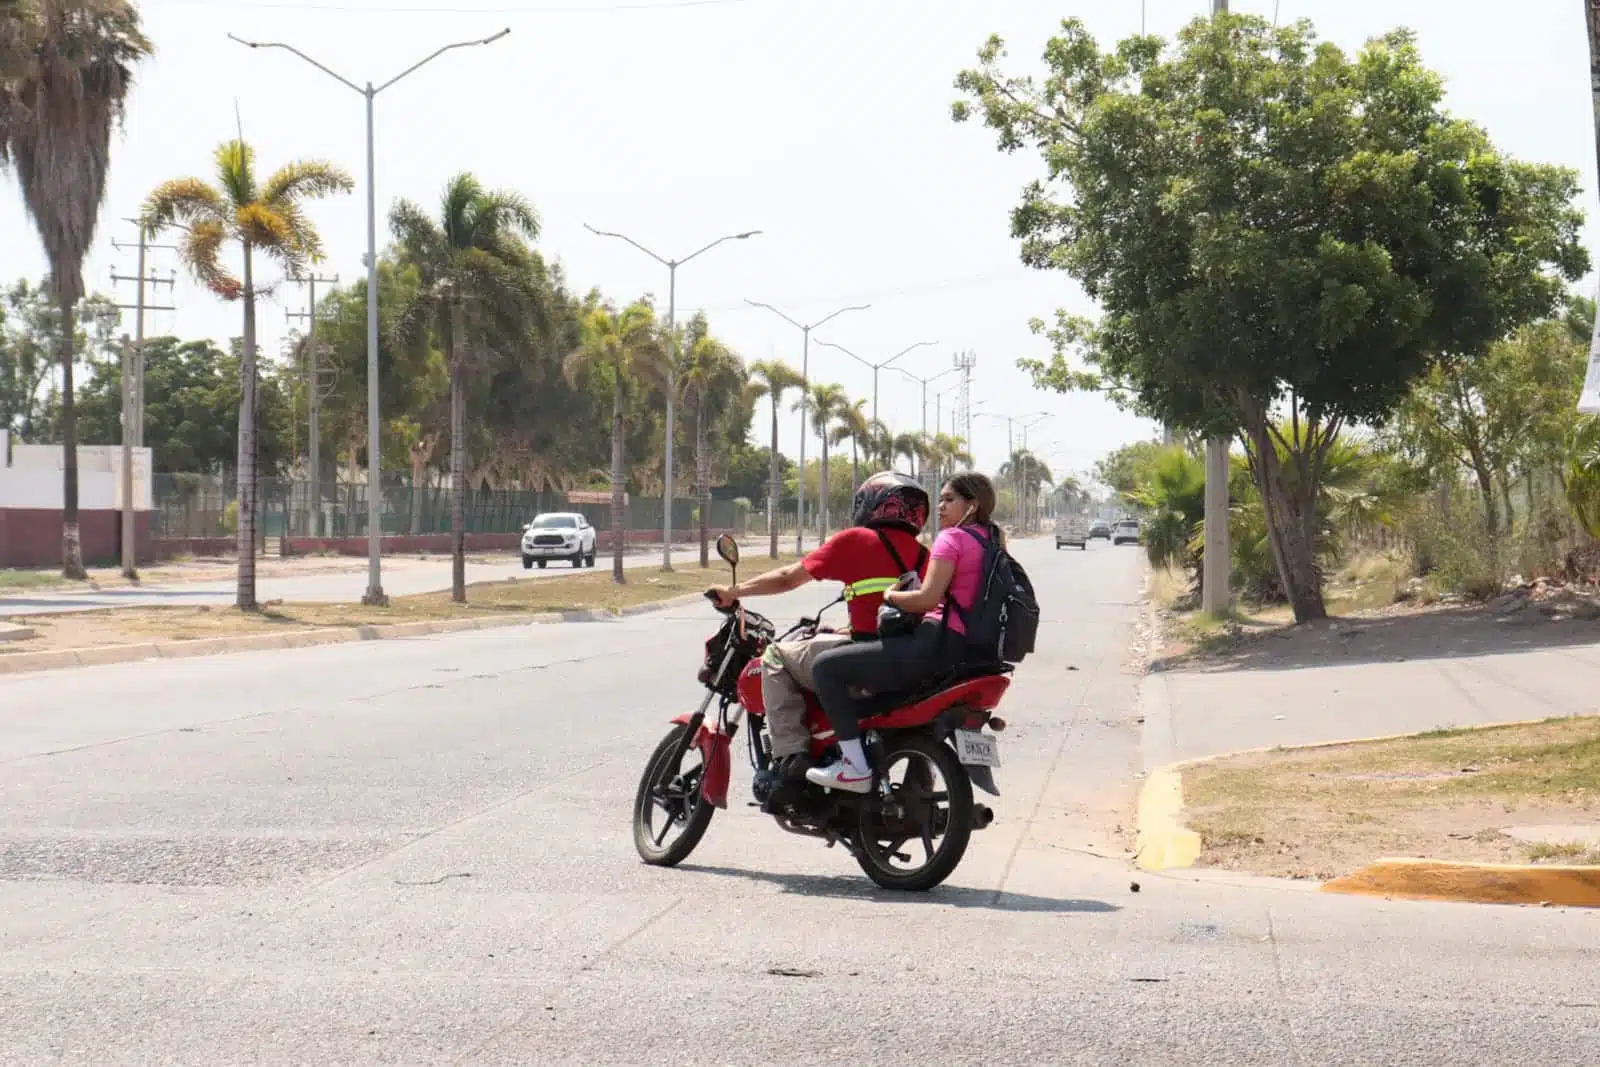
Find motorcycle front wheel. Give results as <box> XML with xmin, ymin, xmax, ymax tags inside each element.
<box><xmin>633</xmin><ymin>723</ymin><xmax>716</xmax><ymax>867</ymax></box>
<box><xmin>853</xmin><ymin>732</ymin><xmax>974</xmax><ymax>892</ymax></box>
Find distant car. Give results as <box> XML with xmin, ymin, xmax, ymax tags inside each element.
<box><xmin>1054</xmin><ymin>516</ymin><xmax>1088</xmax><ymax>550</ymax></box>
<box><xmin>1111</xmin><ymin>518</ymin><xmax>1141</xmax><ymax>546</ymax></box>
<box><xmin>1089</xmin><ymin>521</ymin><xmax>1111</xmax><ymax>540</ymax></box>
<box><xmin>521</xmin><ymin>512</ymin><xmax>598</xmax><ymax>569</ymax></box>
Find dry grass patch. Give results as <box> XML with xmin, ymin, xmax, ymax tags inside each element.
<box><xmin>2</xmin><ymin>556</ymin><xmax>798</xmax><ymax>654</ymax></box>
<box><xmin>1182</xmin><ymin>715</ymin><xmax>1600</xmax><ymax>880</ymax></box>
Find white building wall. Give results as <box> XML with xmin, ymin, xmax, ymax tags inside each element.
<box><xmin>0</xmin><ymin>429</ymin><xmax>153</xmax><ymax>510</ymax></box>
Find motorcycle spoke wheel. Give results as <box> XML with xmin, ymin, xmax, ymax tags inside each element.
<box><xmin>853</xmin><ymin>734</ymin><xmax>974</xmax><ymax>892</ymax></box>
<box><xmin>633</xmin><ymin>724</ymin><xmax>717</xmax><ymax>867</ymax></box>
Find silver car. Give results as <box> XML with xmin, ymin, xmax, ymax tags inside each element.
<box><xmin>521</xmin><ymin>512</ymin><xmax>598</xmax><ymax>569</ymax></box>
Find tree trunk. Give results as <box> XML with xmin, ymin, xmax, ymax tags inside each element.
<box><xmin>1470</xmin><ymin>455</ymin><xmax>1500</xmax><ymax>538</ymax></box>
<box><xmin>1501</xmin><ymin>479</ymin><xmax>1515</xmax><ymax>534</ymax></box>
<box><xmin>408</xmin><ymin>434</ymin><xmax>435</xmax><ymax>536</ymax></box>
<box><xmin>851</xmin><ymin>437</ymin><xmax>860</xmax><ymax>494</ymax></box>
<box><xmin>610</xmin><ymin>370</ymin><xmax>626</xmax><ymax>583</ymax></box>
<box><xmin>696</xmin><ymin>392</ymin><xmax>710</xmax><ymax>569</ymax></box>
<box><xmin>236</xmin><ymin>245</ymin><xmax>259</xmax><ymax>609</ymax></box>
<box><xmin>56</xmin><ymin>293</ymin><xmax>86</xmax><ymax>579</ymax></box>
<box><xmin>447</xmin><ymin>303</ymin><xmax>467</xmax><ymax>603</ymax></box>
<box><xmin>819</xmin><ymin>435</ymin><xmax>830</xmax><ymax>537</ymax></box>
<box><xmin>767</xmin><ymin>399</ymin><xmax>780</xmax><ymax>560</ymax></box>
<box><xmin>1243</xmin><ymin>410</ymin><xmax>1326</xmax><ymax>622</ymax></box>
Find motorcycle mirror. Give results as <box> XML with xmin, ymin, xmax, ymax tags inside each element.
<box><xmin>715</xmin><ymin>533</ymin><xmax>740</xmax><ymax>569</ymax></box>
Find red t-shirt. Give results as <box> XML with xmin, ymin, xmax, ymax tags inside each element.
<box><xmin>802</xmin><ymin>526</ymin><xmax>928</xmax><ymax>636</ymax></box>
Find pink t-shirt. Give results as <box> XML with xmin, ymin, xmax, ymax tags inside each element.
<box><xmin>924</xmin><ymin>524</ymin><xmax>988</xmax><ymax>636</ymax></box>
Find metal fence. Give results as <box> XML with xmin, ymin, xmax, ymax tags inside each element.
<box><xmin>150</xmin><ymin>474</ymin><xmax>748</xmax><ymax>541</ymax></box>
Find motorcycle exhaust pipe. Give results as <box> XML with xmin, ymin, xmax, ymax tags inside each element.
<box><xmin>971</xmin><ymin>804</ymin><xmax>994</xmax><ymax>831</ymax></box>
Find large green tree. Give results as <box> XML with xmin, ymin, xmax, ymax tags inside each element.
<box><xmin>954</xmin><ymin>13</ymin><xmax>1589</xmax><ymax>621</ymax></box>
<box><xmin>1389</xmin><ymin>315</ymin><xmax>1587</xmax><ymax>537</ymax></box>
<box><xmin>389</xmin><ymin>173</ymin><xmax>544</xmax><ymax>603</ymax></box>
<box><xmin>71</xmin><ymin>335</ymin><xmax>293</xmax><ymax>476</ymax></box>
<box><xmin>143</xmin><ymin>139</ymin><xmax>352</xmax><ymax>609</ymax></box>
<box><xmin>0</xmin><ymin>0</ymin><xmax>150</xmax><ymax>577</ymax></box>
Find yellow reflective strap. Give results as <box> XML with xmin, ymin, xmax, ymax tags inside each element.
<box><xmin>844</xmin><ymin>576</ymin><xmax>899</xmax><ymax>600</ymax></box>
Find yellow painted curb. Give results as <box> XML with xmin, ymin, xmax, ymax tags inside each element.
<box><xmin>1134</xmin><ymin>767</ymin><xmax>1202</xmax><ymax>872</ymax></box>
<box><xmin>1322</xmin><ymin>859</ymin><xmax>1600</xmax><ymax>908</ymax></box>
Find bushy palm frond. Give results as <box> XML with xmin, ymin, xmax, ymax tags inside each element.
<box><xmin>1</xmin><ymin>0</ymin><xmax>152</xmax><ymax>302</ymax></box>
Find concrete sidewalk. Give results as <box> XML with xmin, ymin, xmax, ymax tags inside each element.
<box><xmin>1142</xmin><ymin>616</ymin><xmax>1600</xmax><ymax>770</ymax></box>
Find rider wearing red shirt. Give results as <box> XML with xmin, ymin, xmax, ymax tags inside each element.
<box><xmin>708</xmin><ymin>472</ymin><xmax>930</xmax><ymax>806</ymax></box>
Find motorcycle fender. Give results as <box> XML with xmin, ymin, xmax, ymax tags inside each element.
<box><xmin>669</xmin><ymin>715</ymin><xmax>732</xmax><ymax>810</ymax></box>
<box><xmin>968</xmin><ymin>764</ymin><xmax>1000</xmax><ymax>797</ymax></box>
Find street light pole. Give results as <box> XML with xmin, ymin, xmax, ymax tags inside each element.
<box><xmin>231</xmin><ymin>27</ymin><xmax>511</xmax><ymax>606</ymax></box>
<box><xmin>894</xmin><ymin>365</ymin><xmax>960</xmax><ymax>445</ymax></box>
<box><xmin>744</xmin><ymin>299</ymin><xmax>870</xmax><ymax>554</ymax></box>
<box><xmin>812</xmin><ymin>338</ymin><xmax>939</xmax><ymax>430</ymax></box>
<box><xmin>588</xmin><ymin>226</ymin><xmax>761</xmax><ymax>570</ymax></box>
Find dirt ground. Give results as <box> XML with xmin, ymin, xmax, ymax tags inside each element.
<box><xmin>1152</xmin><ymin>571</ymin><xmax>1600</xmax><ymax>675</ymax></box>
<box><xmin>1181</xmin><ymin>716</ymin><xmax>1600</xmax><ymax>880</ymax></box>
<box><xmin>0</xmin><ymin>556</ymin><xmax>796</xmax><ymax>655</ymax></box>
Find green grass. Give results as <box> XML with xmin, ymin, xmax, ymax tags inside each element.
<box><xmin>0</xmin><ymin>569</ymin><xmax>70</xmax><ymax>591</ymax></box>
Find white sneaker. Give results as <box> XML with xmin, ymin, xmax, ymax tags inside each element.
<box><xmin>805</xmin><ymin>759</ymin><xmax>873</xmax><ymax>794</ymax></box>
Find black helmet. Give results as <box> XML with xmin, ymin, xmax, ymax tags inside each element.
<box><xmin>851</xmin><ymin>471</ymin><xmax>930</xmax><ymax>534</ymax></box>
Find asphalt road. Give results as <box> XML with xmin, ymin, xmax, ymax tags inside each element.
<box><xmin>0</xmin><ymin>540</ymin><xmax>756</xmax><ymax>618</ymax></box>
<box><xmin>0</xmin><ymin>538</ymin><xmax>1595</xmax><ymax>1064</ymax></box>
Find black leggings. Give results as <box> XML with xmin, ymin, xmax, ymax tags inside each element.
<box><xmin>809</xmin><ymin>622</ymin><xmax>964</xmax><ymax>742</ymax></box>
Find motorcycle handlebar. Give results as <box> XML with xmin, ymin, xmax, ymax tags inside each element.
<box><xmin>703</xmin><ymin>589</ymin><xmax>738</xmax><ymax>615</ymax></box>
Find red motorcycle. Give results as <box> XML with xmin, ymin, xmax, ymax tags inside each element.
<box><xmin>631</xmin><ymin>534</ymin><xmax>1010</xmax><ymax>891</ymax></box>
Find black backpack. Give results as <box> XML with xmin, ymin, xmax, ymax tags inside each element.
<box><xmin>945</xmin><ymin>523</ymin><xmax>1040</xmax><ymax>664</ymax></box>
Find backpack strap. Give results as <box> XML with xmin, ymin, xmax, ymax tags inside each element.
<box><xmin>872</xmin><ymin>528</ymin><xmax>927</xmax><ymax>578</ymax></box>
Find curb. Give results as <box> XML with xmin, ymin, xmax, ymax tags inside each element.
<box><xmin>1322</xmin><ymin>859</ymin><xmax>1600</xmax><ymax>908</ymax></box>
<box><xmin>1132</xmin><ymin>687</ymin><xmax>1600</xmax><ymax>904</ymax></box>
<box><xmin>1133</xmin><ymin>766</ymin><xmax>1202</xmax><ymax>872</ymax></box>
<box><xmin>0</xmin><ymin>592</ymin><xmax>710</xmax><ymax>678</ymax></box>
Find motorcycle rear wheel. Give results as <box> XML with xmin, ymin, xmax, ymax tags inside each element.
<box><xmin>853</xmin><ymin>732</ymin><xmax>974</xmax><ymax>892</ymax></box>
<box><xmin>633</xmin><ymin>723</ymin><xmax>716</xmax><ymax>867</ymax></box>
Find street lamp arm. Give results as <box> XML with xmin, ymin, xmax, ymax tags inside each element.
<box><xmin>227</xmin><ymin>34</ymin><xmax>362</xmax><ymax>93</ymax></box>
<box><xmin>583</xmin><ymin>223</ymin><xmax>669</xmax><ymax>268</ymax></box>
<box><xmin>813</xmin><ymin>338</ymin><xmax>872</xmax><ymax>370</ymax></box>
<box><xmin>882</xmin><ymin>339</ymin><xmax>938</xmax><ymax>369</ymax></box>
<box><xmin>744</xmin><ymin>298</ymin><xmax>804</xmax><ymax>332</ymax></box>
<box><xmin>376</xmin><ymin>28</ymin><xmax>511</xmax><ymax>93</ymax></box>
<box><xmin>810</xmin><ymin>302</ymin><xmax>870</xmax><ymax>330</ymax></box>
<box><xmin>681</xmin><ymin>229</ymin><xmax>762</xmax><ymax>266</ymax></box>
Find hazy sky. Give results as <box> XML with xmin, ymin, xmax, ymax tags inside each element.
<box><xmin>1</xmin><ymin>0</ymin><xmax>1594</xmax><ymax>485</ymax></box>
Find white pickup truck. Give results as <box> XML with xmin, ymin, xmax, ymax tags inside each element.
<box><xmin>1054</xmin><ymin>516</ymin><xmax>1089</xmax><ymax>550</ymax></box>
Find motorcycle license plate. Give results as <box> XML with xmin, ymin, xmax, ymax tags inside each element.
<box><xmin>954</xmin><ymin>729</ymin><xmax>1001</xmax><ymax>768</ymax></box>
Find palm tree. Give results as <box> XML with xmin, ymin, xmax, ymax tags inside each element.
<box><xmin>1</xmin><ymin>0</ymin><xmax>150</xmax><ymax>578</ymax></box>
<box><xmin>835</xmin><ymin>398</ymin><xmax>871</xmax><ymax>491</ymax></box>
<box><xmin>921</xmin><ymin>432</ymin><xmax>973</xmax><ymax>487</ymax></box>
<box><xmin>867</xmin><ymin>418</ymin><xmax>893</xmax><ymax>469</ymax></box>
<box><xmin>798</xmin><ymin>383</ymin><xmax>847</xmax><ymax>536</ymax></box>
<box><xmin>142</xmin><ymin>140</ymin><xmax>351</xmax><ymax>608</ymax></box>
<box><xmin>564</xmin><ymin>298</ymin><xmax>667</xmax><ymax>582</ymax></box>
<box><xmin>747</xmin><ymin>359</ymin><xmax>802</xmax><ymax>559</ymax></box>
<box><xmin>388</xmin><ymin>173</ymin><xmax>542</xmax><ymax>602</ymax></box>
<box><xmin>892</xmin><ymin>432</ymin><xmax>922</xmax><ymax>476</ymax></box>
<box><xmin>680</xmin><ymin>332</ymin><xmax>744</xmax><ymax>567</ymax></box>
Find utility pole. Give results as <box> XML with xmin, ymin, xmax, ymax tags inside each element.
<box><xmin>110</xmin><ymin>222</ymin><xmax>177</xmax><ymax>448</ymax></box>
<box><xmin>1202</xmin><ymin>0</ymin><xmax>1233</xmax><ymax>616</ymax></box>
<box><xmin>286</xmin><ymin>273</ymin><xmax>339</xmax><ymax>536</ymax></box>
<box><xmin>110</xmin><ymin>227</ymin><xmax>177</xmax><ymax>580</ymax></box>
<box><xmin>953</xmin><ymin>349</ymin><xmax>977</xmax><ymax>448</ymax></box>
